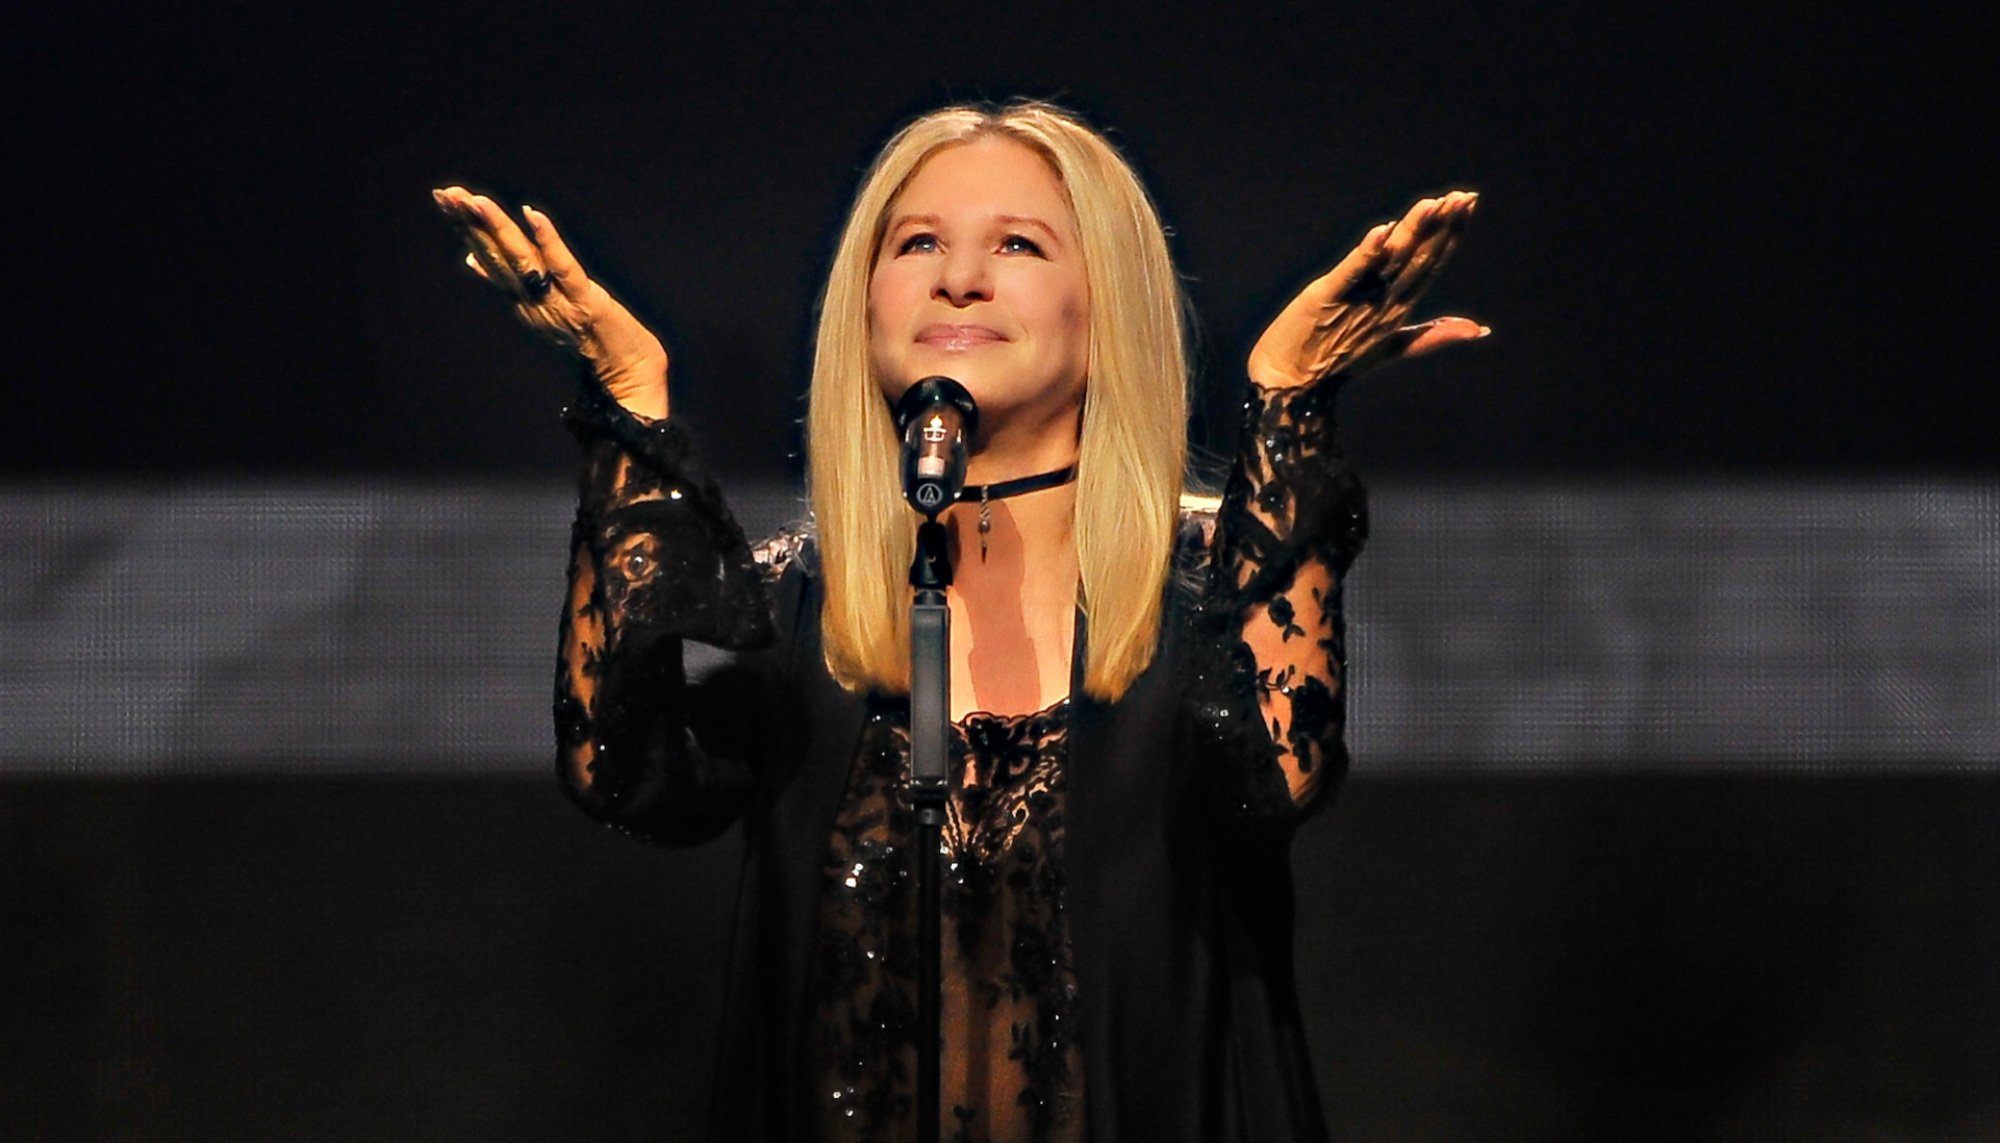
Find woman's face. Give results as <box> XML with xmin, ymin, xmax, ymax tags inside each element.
<box><xmin>869</xmin><ymin>136</ymin><xmax>1090</xmax><ymax>438</ymax></box>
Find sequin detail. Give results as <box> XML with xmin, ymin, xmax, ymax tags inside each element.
<box><xmin>1188</xmin><ymin>379</ymin><xmax>1366</xmax><ymax>817</ymax></box>
<box><xmin>552</xmin><ymin>375</ymin><xmax>1366</xmax><ymax>1130</ymax></box>
<box><xmin>812</xmin><ymin>698</ymin><xmax>1082</xmax><ymax>1143</ymax></box>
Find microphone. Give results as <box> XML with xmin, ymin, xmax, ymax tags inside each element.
<box><xmin>894</xmin><ymin>376</ymin><xmax>979</xmax><ymax>520</ymax></box>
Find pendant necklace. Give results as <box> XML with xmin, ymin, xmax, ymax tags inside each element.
<box><xmin>957</xmin><ymin>464</ymin><xmax>1078</xmax><ymax>562</ymax></box>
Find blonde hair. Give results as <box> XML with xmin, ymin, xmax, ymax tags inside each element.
<box><xmin>807</xmin><ymin>101</ymin><xmax>1188</xmax><ymax>701</ymax></box>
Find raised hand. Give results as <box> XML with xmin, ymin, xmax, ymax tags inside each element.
<box><xmin>433</xmin><ymin>186</ymin><xmax>669</xmax><ymax>420</ymax></box>
<box><xmin>1247</xmin><ymin>190</ymin><xmax>1485</xmax><ymax>390</ymax></box>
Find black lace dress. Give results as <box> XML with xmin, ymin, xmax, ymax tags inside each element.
<box><xmin>813</xmin><ymin>698</ymin><xmax>1080</xmax><ymax>1143</ymax></box>
<box><xmin>555</xmin><ymin>376</ymin><xmax>1365</xmax><ymax>1143</ymax></box>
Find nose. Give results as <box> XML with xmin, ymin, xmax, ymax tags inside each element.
<box><xmin>932</xmin><ymin>249</ymin><xmax>991</xmax><ymax>306</ymax></box>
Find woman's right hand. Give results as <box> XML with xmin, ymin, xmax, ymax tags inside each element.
<box><xmin>434</xmin><ymin>186</ymin><xmax>669</xmax><ymax>421</ymax></box>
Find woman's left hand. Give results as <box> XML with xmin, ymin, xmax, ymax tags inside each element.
<box><xmin>1247</xmin><ymin>190</ymin><xmax>1486</xmax><ymax>389</ymax></box>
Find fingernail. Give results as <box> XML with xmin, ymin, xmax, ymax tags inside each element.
<box><xmin>1478</xmin><ymin>325</ymin><xmax>1493</xmax><ymax>337</ymax></box>
<box><xmin>522</xmin><ymin>204</ymin><xmax>542</xmax><ymax>224</ymax></box>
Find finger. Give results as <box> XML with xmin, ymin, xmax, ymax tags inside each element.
<box><xmin>454</xmin><ymin>194</ymin><xmax>551</xmax><ymax>299</ymax></box>
<box><xmin>1388</xmin><ymin>191</ymin><xmax>1474</xmax><ymax>251</ymax></box>
<box><xmin>1399</xmin><ymin>316</ymin><xmax>1490</xmax><ymax>358</ymax></box>
<box><xmin>1319</xmin><ymin>222</ymin><xmax>1394</xmax><ymax>307</ymax></box>
<box><xmin>465</xmin><ymin>194</ymin><xmax>549</xmax><ymax>279</ymax></box>
<box><xmin>435</xmin><ymin>185</ymin><xmax>506</xmax><ymax>249</ymax></box>
<box><xmin>436</xmin><ymin>187</ymin><xmax>512</xmax><ymax>289</ymax></box>
<box><xmin>1387</xmin><ymin>196</ymin><xmax>1476</xmax><ymax>311</ymax></box>
<box><xmin>1382</xmin><ymin>197</ymin><xmax>1440</xmax><ymax>266</ymax></box>
<box><xmin>1388</xmin><ymin>215</ymin><xmax>1467</xmax><ymax>310</ymax></box>
<box><xmin>437</xmin><ymin>189</ymin><xmax>529</xmax><ymax>293</ymax></box>
<box><xmin>1344</xmin><ymin>316</ymin><xmax>1487</xmax><ymax>377</ymax></box>
<box><xmin>1390</xmin><ymin>194</ymin><xmax>1466</xmax><ymax>279</ymax></box>
<box><xmin>521</xmin><ymin>205</ymin><xmax>587</xmax><ymax>297</ymax></box>
<box><xmin>461</xmin><ymin>217</ymin><xmax>529</xmax><ymax>294</ymax></box>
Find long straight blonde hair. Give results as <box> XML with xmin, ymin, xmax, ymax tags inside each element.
<box><xmin>808</xmin><ymin>102</ymin><xmax>1188</xmax><ymax>702</ymax></box>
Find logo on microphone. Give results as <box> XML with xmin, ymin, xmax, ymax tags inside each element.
<box><xmin>914</xmin><ymin>483</ymin><xmax>946</xmax><ymax>510</ymax></box>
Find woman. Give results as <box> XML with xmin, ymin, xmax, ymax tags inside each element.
<box><xmin>436</xmin><ymin>100</ymin><xmax>1478</xmax><ymax>1143</ymax></box>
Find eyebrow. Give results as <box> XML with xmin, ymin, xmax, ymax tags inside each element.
<box><xmin>995</xmin><ymin>215</ymin><xmax>1063</xmax><ymax>242</ymax></box>
<box><xmin>884</xmin><ymin>212</ymin><xmax>1067</xmax><ymax>246</ymax></box>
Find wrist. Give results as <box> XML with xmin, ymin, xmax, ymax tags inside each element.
<box><xmin>1247</xmin><ymin>365</ymin><xmax>1314</xmax><ymax>392</ymax></box>
<box><xmin>590</xmin><ymin>352</ymin><xmax>670</xmax><ymax>421</ymax></box>
<box><xmin>577</xmin><ymin>312</ymin><xmax>670</xmax><ymax>419</ymax></box>
<box><xmin>606</xmin><ymin>378</ymin><xmax>668</xmax><ymax>422</ymax></box>
<box><xmin>1245</xmin><ymin>349</ymin><xmax>1315</xmax><ymax>391</ymax></box>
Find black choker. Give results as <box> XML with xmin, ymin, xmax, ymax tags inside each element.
<box><xmin>956</xmin><ymin>464</ymin><xmax>1077</xmax><ymax>504</ymax></box>
<box><xmin>957</xmin><ymin>464</ymin><xmax>1077</xmax><ymax>562</ymax></box>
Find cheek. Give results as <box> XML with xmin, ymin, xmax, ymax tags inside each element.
<box><xmin>867</xmin><ymin>274</ymin><xmax>913</xmax><ymax>347</ymax></box>
<box><xmin>866</xmin><ymin>280</ymin><xmax>903</xmax><ymax>399</ymax></box>
<box><xmin>1060</xmin><ymin>289</ymin><xmax>1091</xmax><ymax>366</ymax></box>
<box><xmin>869</xmin><ymin>260</ymin><xmax>920</xmax><ymax>322</ymax></box>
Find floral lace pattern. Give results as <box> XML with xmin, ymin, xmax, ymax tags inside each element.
<box><xmin>553</xmin><ymin>374</ymin><xmax>1365</xmax><ymax>1134</ymax></box>
<box><xmin>812</xmin><ymin>698</ymin><xmax>1082</xmax><ymax>1143</ymax></box>
<box><xmin>554</xmin><ymin>388</ymin><xmax>772</xmax><ymax>837</ymax></box>
<box><xmin>1191</xmin><ymin>379</ymin><xmax>1366</xmax><ymax>816</ymax></box>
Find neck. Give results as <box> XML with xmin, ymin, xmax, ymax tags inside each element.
<box><xmin>963</xmin><ymin>402</ymin><xmax>1080</xmax><ymax>486</ymax></box>
<box><xmin>938</xmin><ymin>455</ymin><xmax>1081</xmax><ymax>722</ymax></box>
<box><xmin>959</xmin><ymin>462</ymin><xmax>1075</xmax><ymax>502</ymax></box>
<box><xmin>944</xmin><ymin>400</ymin><xmax>1081</xmax><ymax>584</ymax></box>
<box><xmin>942</xmin><ymin>472</ymin><xmax>1076</xmax><ymax>585</ymax></box>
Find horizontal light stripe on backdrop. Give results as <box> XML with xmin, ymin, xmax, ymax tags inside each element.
<box><xmin>2</xmin><ymin>480</ymin><xmax>1994</xmax><ymax>773</ymax></box>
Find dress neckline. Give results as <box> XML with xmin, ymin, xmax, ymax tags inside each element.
<box><xmin>953</xmin><ymin>695</ymin><xmax>1072</xmax><ymax>731</ymax></box>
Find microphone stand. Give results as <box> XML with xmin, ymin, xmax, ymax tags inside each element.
<box><xmin>894</xmin><ymin>375</ymin><xmax>975</xmax><ymax>1143</ymax></box>
<box><xmin>908</xmin><ymin>513</ymin><xmax>951</xmax><ymax>1143</ymax></box>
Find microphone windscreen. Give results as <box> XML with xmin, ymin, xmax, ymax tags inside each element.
<box><xmin>896</xmin><ymin>377</ymin><xmax>978</xmax><ymax>517</ymax></box>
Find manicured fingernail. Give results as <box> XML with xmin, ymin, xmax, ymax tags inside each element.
<box><xmin>1478</xmin><ymin>325</ymin><xmax>1493</xmax><ymax>337</ymax></box>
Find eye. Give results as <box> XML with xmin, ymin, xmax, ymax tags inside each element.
<box><xmin>621</xmin><ymin>551</ymin><xmax>652</xmax><ymax>580</ymax></box>
<box><xmin>999</xmin><ymin>234</ymin><xmax>1044</xmax><ymax>255</ymax></box>
<box><xmin>896</xmin><ymin>232</ymin><xmax>939</xmax><ymax>255</ymax></box>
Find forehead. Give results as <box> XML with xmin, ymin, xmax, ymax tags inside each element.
<box><xmin>889</xmin><ymin>136</ymin><xmax>1074</xmax><ymax>229</ymax></box>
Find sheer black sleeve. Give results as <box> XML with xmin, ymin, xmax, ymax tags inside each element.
<box><xmin>554</xmin><ymin>381</ymin><xmax>778</xmax><ymax>845</ymax></box>
<box><xmin>1192</xmin><ymin>377</ymin><xmax>1367</xmax><ymax>820</ymax></box>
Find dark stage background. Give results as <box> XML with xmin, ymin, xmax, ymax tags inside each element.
<box><xmin>5</xmin><ymin>2</ymin><xmax>1995</xmax><ymax>1139</ymax></box>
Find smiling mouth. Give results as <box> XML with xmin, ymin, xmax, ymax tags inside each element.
<box><xmin>916</xmin><ymin>324</ymin><xmax>1006</xmax><ymax>350</ymax></box>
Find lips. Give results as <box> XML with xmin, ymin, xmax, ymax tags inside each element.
<box><xmin>916</xmin><ymin>323</ymin><xmax>1007</xmax><ymax>351</ymax></box>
